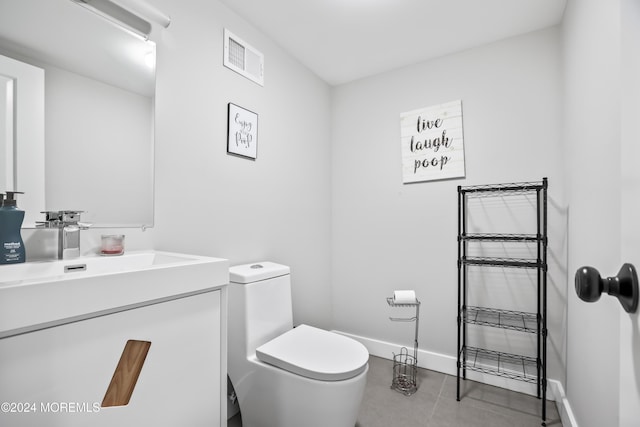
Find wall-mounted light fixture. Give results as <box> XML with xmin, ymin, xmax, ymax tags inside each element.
<box><xmin>69</xmin><ymin>0</ymin><xmax>170</xmax><ymax>39</ymax></box>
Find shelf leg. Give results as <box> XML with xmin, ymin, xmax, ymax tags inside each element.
<box><xmin>457</xmin><ymin>186</ymin><xmax>463</xmax><ymax>398</ymax></box>
<box><xmin>456</xmin><ymin>361</ymin><xmax>461</xmax><ymax>401</ymax></box>
<box><xmin>541</xmin><ymin>376</ymin><xmax>547</xmax><ymax>426</ymax></box>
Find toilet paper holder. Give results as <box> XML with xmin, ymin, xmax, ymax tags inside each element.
<box><xmin>387</xmin><ymin>296</ymin><xmax>420</xmax><ymax>395</ymax></box>
<box><xmin>574</xmin><ymin>263</ymin><xmax>639</xmax><ymax>313</ymax></box>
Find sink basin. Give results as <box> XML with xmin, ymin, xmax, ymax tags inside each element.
<box><xmin>0</xmin><ymin>251</ymin><xmax>212</xmax><ymax>285</ymax></box>
<box><xmin>0</xmin><ymin>251</ymin><xmax>229</xmax><ymax>338</ymax></box>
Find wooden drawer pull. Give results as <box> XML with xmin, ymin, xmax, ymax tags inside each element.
<box><xmin>102</xmin><ymin>340</ymin><xmax>151</xmax><ymax>407</ymax></box>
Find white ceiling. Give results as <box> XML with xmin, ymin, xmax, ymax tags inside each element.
<box><xmin>218</xmin><ymin>0</ymin><xmax>567</xmax><ymax>86</ymax></box>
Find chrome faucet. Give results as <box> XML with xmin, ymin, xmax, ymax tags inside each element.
<box><xmin>37</xmin><ymin>211</ymin><xmax>91</xmax><ymax>259</ymax></box>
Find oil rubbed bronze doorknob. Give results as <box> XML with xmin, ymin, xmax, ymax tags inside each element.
<box><xmin>575</xmin><ymin>264</ymin><xmax>639</xmax><ymax>313</ymax></box>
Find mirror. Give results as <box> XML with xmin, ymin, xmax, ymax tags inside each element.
<box><xmin>0</xmin><ymin>52</ymin><xmax>45</xmax><ymax>227</ymax></box>
<box><xmin>0</xmin><ymin>0</ymin><xmax>155</xmax><ymax>228</ymax></box>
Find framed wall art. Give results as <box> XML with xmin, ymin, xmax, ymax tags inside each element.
<box><xmin>227</xmin><ymin>103</ymin><xmax>258</xmax><ymax>160</ymax></box>
<box><xmin>400</xmin><ymin>100</ymin><xmax>465</xmax><ymax>183</ymax></box>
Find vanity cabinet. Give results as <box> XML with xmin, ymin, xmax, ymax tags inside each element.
<box><xmin>0</xmin><ymin>288</ymin><xmax>227</xmax><ymax>427</ymax></box>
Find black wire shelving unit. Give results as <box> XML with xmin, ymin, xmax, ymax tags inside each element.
<box><xmin>456</xmin><ymin>178</ymin><xmax>548</xmax><ymax>426</ymax></box>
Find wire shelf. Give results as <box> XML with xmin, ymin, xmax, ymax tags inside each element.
<box><xmin>461</xmin><ymin>256</ymin><xmax>542</xmax><ymax>269</ymax></box>
<box><xmin>460</xmin><ymin>233</ymin><xmax>541</xmax><ymax>242</ymax></box>
<box><xmin>459</xmin><ymin>180</ymin><xmax>546</xmax><ymax>197</ymax></box>
<box><xmin>464</xmin><ymin>306</ymin><xmax>538</xmax><ymax>333</ymax></box>
<box><xmin>457</xmin><ymin>177</ymin><xmax>548</xmax><ymax>425</ymax></box>
<box><xmin>461</xmin><ymin>346</ymin><xmax>539</xmax><ymax>384</ymax></box>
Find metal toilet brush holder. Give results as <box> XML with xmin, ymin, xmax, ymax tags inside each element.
<box><xmin>387</xmin><ymin>297</ymin><xmax>420</xmax><ymax>395</ymax></box>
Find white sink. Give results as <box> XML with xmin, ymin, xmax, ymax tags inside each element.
<box><xmin>0</xmin><ymin>251</ymin><xmax>212</xmax><ymax>285</ymax></box>
<box><xmin>0</xmin><ymin>251</ymin><xmax>229</xmax><ymax>337</ymax></box>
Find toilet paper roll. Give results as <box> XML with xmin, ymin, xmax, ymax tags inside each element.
<box><xmin>393</xmin><ymin>290</ymin><xmax>417</xmax><ymax>304</ymax></box>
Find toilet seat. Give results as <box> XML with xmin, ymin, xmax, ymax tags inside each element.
<box><xmin>256</xmin><ymin>324</ymin><xmax>369</xmax><ymax>381</ymax></box>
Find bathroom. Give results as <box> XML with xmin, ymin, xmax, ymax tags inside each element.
<box><xmin>1</xmin><ymin>0</ymin><xmax>639</xmax><ymax>426</ymax></box>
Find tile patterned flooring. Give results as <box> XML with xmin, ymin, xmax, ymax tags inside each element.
<box><xmin>228</xmin><ymin>355</ymin><xmax>561</xmax><ymax>427</ymax></box>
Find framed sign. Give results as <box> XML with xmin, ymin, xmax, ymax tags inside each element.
<box><xmin>400</xmin><ymin>100</ymin><xmax>465</xmax><ymax>183</ymax></box>
<box><xmin>227</xmin><ymin>103</ymin><xmax>258</xmax><ymax>159</ymax></box>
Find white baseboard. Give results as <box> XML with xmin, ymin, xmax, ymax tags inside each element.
<box><xmin>334</xmin><ymin>330</ymin><xmax>457</xmax><ymax>375</ymax></box>
<box><xmin>548</xmin><ymin>379</ymin><xmax>579</xmax><ymax>427</ymax></box>
<box><xmin>334</xmin><ymin>330</ymin><xmax>578</xmax><ymax>427</ymax></box>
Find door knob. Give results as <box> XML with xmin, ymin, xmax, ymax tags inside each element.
<box><xmin>574</xmin><ymin>264</ymin><xmax>639</xmax><ymax>313</ymax></box>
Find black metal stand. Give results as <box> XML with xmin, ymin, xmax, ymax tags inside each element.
<box><xmin>456</xmin><ymin>178</ymin><xmax>548</xmax><ymax>426</ymax></box>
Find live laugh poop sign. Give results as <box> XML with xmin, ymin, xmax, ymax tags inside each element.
<box><xmin>400</xmin><ymin>100</ymin><xmax>465</xmax><ymax>183</ymax></box>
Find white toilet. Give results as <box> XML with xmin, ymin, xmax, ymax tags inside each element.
<box><xmin>227</xmin><ymin>262</ymin><xmax>369</xmax><ymax>427</ymax></box>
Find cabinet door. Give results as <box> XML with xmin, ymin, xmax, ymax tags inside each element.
<box><xmin>0</xmin><ymin>290</ymin><xmax>221</xmax><ymax>427</ymax></box>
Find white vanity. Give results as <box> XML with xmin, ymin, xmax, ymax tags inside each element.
<box><xmin>0</xmin><ymin>251</ymin><xmax>228</xmax><ymax>426</ymax></box>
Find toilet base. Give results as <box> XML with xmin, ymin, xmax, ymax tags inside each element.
<box><xmin>233</xmin><ymin>356</ymin><xmax>368</xmax><ymax>427</ymax></box>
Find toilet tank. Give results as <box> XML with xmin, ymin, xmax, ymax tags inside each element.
<box><xmin>229</xmin><ymin>262</ymin><xmax>293</xmax><ymax>355</ymax></box>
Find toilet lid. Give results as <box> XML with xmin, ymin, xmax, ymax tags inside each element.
<box><xmin>256</xmin><ymin>324</ymin><xmax>369</xmax><ymax>381</ymax></box>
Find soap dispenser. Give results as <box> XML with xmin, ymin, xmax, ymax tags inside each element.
<box><xmin>0</xmin><ymin>191</ymin><xmax>26</xmax><ymax>264</ymax></box>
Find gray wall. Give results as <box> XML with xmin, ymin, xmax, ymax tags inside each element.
<box><xmin>150</xmin><ymin>0</ymin><xmax>334</xmax><ymax>329</ymax></box>
<box><xmin>330</xmin><ymin>27</ymin><xmax>566</xmax><ymax>384</ymax></box>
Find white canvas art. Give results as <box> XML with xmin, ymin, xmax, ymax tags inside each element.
<box><xmin>400</xmin><ymin>100</ymin><xmax>465</xmax><ymax>183</ymax></box>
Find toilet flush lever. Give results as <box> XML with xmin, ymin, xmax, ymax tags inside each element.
<box><xmin>574</xmin><ymin>263</ymin><xmax>639</xmax><ymax>313</ymax></box>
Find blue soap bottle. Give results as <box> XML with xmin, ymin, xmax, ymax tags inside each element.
<box><xmin>0</xmin><ymin>191</ymin><xmax>26</xmax><ymax>265</ymax></box>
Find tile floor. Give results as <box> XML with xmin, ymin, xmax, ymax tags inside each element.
<box><xmin>228</xmin><ymin>355</ymin><xmax>561</xmax><ymax>427</ymax></box>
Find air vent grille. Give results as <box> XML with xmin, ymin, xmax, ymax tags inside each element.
<box><xmin>228</xmin><ymin>37</ymin><xmax>245</xmax><ymax>70</ymax></box>
<box><xmin>223</xmin><ymin>29</ymin><xmax>264</xmax><ymax>86</ymax></box>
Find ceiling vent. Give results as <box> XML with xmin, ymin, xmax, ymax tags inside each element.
<box><xmin>223</xmin><ymin>29</ymin><xmax>264</xmax><ymax>86</ymax></box>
